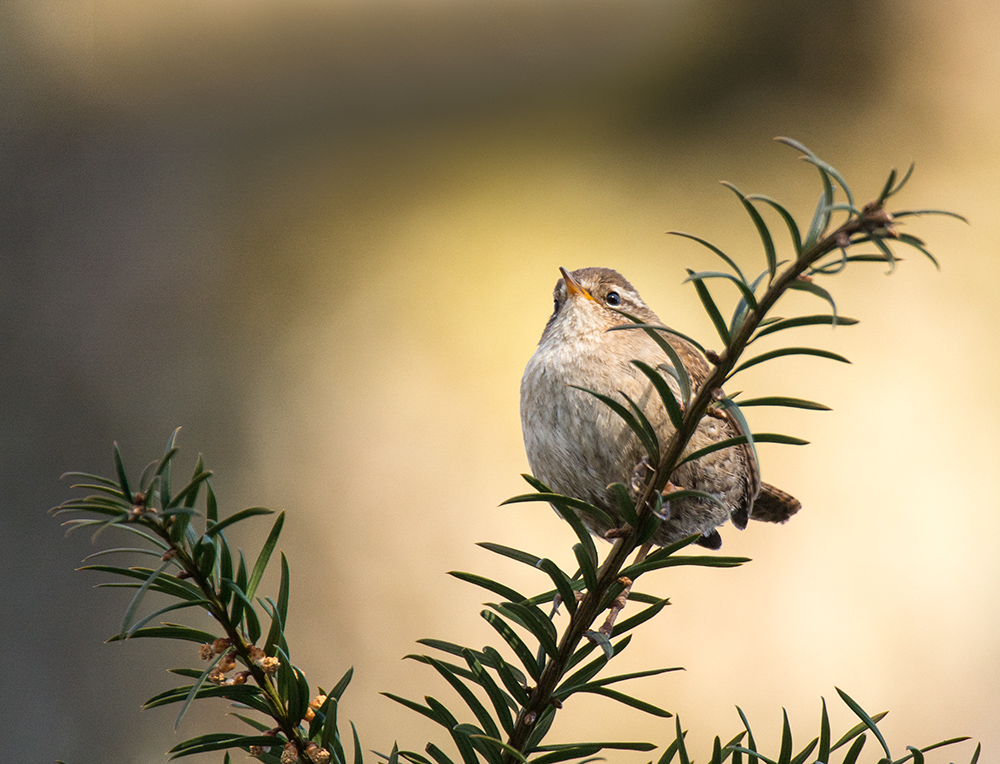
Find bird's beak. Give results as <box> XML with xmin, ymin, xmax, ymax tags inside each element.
<box><xmin>559</xmin><ymin>267</ymin><xmax>595</xmax><ymax>301</ymax></box>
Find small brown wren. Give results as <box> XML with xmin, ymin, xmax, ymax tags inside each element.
<box><xmin>520</xmin><ymin>267</ymin><xmax>800</xmax><ymax>549</ymax></box>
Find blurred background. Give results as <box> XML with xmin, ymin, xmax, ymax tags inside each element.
<box><xmin>3</xmin><ymin>0</ymin><xmax>998</xmax><ymax>761</ymax></box>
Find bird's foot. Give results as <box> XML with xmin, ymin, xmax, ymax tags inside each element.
<box><xmin>629</xmin><ymin>456</ymin><xmax>654</xmax><ymax>493</ymax></box>
<box><xmin>655</xmin><ymin>480</ymin><xmax>687</xmax><ymax>521</ymax></box>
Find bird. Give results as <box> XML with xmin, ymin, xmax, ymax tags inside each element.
<box><xmin>519</xmin><ymin>266</ymin><xmax>800</xmax><ymax>549</ymax></box>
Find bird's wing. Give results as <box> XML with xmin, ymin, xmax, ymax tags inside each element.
<box><xmin>663</xmin><ymin>334</ymin><xmax>760</xmax><ymax>530</ymax></box>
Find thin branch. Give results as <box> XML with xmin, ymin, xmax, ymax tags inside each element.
<box><xmin>141</xmin><ymin>518</ymin><xmax>313</xmax><ymax>763</ymax></box>
<box><xmin>500</xmin><ymin>199</ymin><xmax>895</xmax><ymax>761</ymax></box>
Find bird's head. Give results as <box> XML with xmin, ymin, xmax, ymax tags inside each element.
<box><xmin>540</xmin><ymin>267</ymin><xmax>658</xmax><ymax>345</ymax></box>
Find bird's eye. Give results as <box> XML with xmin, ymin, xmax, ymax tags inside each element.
<box><xmin>605</xmin><ymin>291</ymin><xmax>621</xmax><ymax>307</ymax></box>
<box><xmin>553</xmin><ymin>298</ymin><xmax>560</xmax><ymax>314</ymax></box>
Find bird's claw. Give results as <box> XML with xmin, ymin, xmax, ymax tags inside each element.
<box><xmin>629</xmin><ymin>456</ymin><xmax>654</xmax><ymax>493</ymax></box>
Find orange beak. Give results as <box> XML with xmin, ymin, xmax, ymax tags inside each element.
<box><xmin>559</xmin><ymin>267</ymin><xmax>595</xmax><ymax>301</ymax></box>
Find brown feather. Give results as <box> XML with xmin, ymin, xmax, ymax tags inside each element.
<box><xmin>750</xmin><ymin>482</ymin><xmax>801</xmax><ymax>524</ymax></box>
<box><xmin>521</xmin><ymin>266</ymin><xmax>800</xmax><ymax>547</ymax></box>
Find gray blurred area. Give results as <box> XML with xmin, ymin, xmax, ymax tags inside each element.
<box><xmin>3</xmin><ymin>1</ymin><xmax>999</xmax><ymax>762</ymax></box>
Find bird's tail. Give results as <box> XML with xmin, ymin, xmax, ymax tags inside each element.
<box><xmin>750</xmin><ymin>482</ymin><xmax>801</xmax><ymax>524</ymax></box>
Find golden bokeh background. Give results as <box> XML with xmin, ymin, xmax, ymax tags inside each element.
<box><xmin>3</xmin><ymin>1</ymin><xmax>998</xmax><ymax>761</ymax></box>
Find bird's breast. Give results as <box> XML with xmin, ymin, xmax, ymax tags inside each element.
<box><xmin>519</xmin><ymin>335</ymin><xmax>653</xmax><ymax>510</ymax></box>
